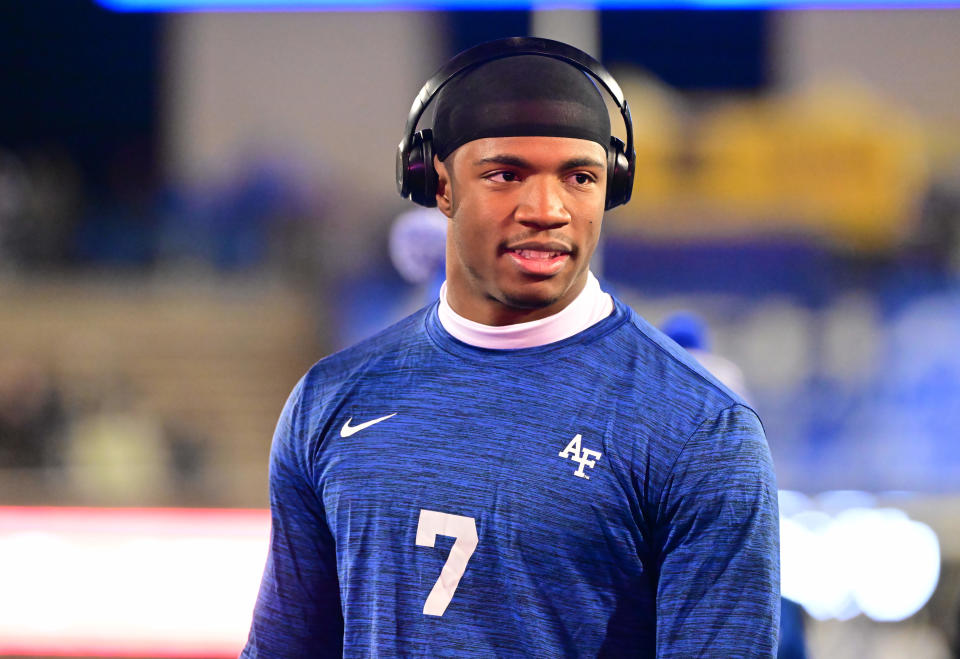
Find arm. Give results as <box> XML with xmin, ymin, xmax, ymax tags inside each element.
<box><xmin>654</xmin><ymin>404</ymin><xmax>780</xmax><ymax>658</ymax></box>
<box><xmin>241</xmin><ymin>378</ymin><xmax>343</xmax><ymax>657</ymax></box>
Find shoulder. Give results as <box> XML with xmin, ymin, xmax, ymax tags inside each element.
<box><xmin>599</xmin><ymin>297</ymin><xmax>767</xmax><ymax>474</ymax></box>
<box><xmin>607</xmin><ymin>295</ymin><xmax>752</xmax><ymax>415</ymax></box>
<box><xmin>281</xmin><ymin>304</ymin><xmax>435</xmax><ymax>440</ymax></box>
<box><xmin>302</xmin><ymin>304</ymin><xmax>434</xmax><ymax>391</ymax></box>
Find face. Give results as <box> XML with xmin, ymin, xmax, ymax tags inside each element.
<box><xmin>435</xmin><ymin>136</ymin><xmax>607</xmax><ymax>326</ymax></box>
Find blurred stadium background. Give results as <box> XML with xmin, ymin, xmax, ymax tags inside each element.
<box><xmin>1</xmin><ymin>1</ymin><xmax>959</xmax><ymax>656</ymax></box>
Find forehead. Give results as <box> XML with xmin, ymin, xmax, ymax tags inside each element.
<box><xmin>453</xmin><ymin>136</ymin><xmax>607</xmax><ymax>168</ymax></box>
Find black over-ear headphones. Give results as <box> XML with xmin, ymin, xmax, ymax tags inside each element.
<box><xmin>396</xmin><ymin>36</ymin><xmax>636</xmax><ymax>211</ymax></box>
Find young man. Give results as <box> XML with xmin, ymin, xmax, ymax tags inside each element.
<box><xmin>242</xmin><ymin>38</ymin><xmax>779</xmax><ymax>657</ymax></box>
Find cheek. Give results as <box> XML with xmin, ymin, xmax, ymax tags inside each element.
<box><xmin>581</xmin><ymin>206</ymin><xmax>603</xmax><ymax>234</ymax></box>
<box><xmin>450</xmin><ymin>208</ymin><xmax>490</xmax><ymax>266</ymax></box>
<box><xmin>453</xmin><ymin>199</ymin><xmax>498</xmax><ymax>245</ymax></box>
<box><xmin>591</xmin><ymin>215</ymin><xmax>603</xmax><ymax>234</ymax></box>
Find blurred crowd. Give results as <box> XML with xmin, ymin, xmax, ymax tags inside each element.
<box><xmin>0</xmin><ymin>143</ymin><xmax>326</xmax><ymax>276</ymax></box>
<box><xmin>0</xmin><ymin>141</ymin><xmax>332</xmax><ymax>502</ymax></box>
<box><xmin>0</xmin><ymin>357</ymin><xmax>206</xmax><ymax>504</ymax></box>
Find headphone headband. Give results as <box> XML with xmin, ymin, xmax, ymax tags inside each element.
<box><xmin>397</xmin><ymin>37</ymin><xmax>635</xmax><ymax>210</ymax></box>
<box><xmin>402</xmin><ymin>37</ymin><xmax>632</xmax><ymax>151</ymax></box>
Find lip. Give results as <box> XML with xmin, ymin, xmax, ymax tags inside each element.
<box><xmin>502</xmin><ymin>241</ymin><xmax>573</xmax><ymax>277</ymax></box>
<box><xmin>505</xmin><ymin>240</ymin><xmax>573</xmax><ymax>254</ymax></box>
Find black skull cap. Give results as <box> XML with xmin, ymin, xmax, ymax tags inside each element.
<box><xmin>432</xmin><ymin>54</ymin><xmax>611</xmax><ymax>161</ymax></box>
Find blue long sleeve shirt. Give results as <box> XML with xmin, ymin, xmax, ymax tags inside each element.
<box><xmin>242</xmin><ymin>297</ymin><xmax>780</xmax><ymax>657</ymax></box>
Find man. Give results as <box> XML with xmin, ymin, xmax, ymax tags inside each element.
<box><xmin>242</xmin><ymin>38</ymin><xmax>779</xmax><ymax>657</ymax></box>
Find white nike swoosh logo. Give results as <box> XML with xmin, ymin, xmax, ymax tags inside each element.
<box><xmin>340</xmin><ymin>413</ymin><xmax>397</xmax><ymax>438</ymax></box>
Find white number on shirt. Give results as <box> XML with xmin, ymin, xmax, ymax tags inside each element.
<box><xmin>415</xmin><ymin>509</ymin><xmax>478</xmax><ymax>616</ymax></box>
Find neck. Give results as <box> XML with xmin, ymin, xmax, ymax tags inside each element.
<box><xmin>445</xmin><ymin>271</ymin><xmax>589</xmax><ymax>327</ymax></box>
<box><xmin>437</xmin><ymin>272</ymin><xmax>613</xmax><ymax>350</ymax></box>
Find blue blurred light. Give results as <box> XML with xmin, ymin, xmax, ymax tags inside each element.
<box><xmin>96</xmin><ymin>0</ymin><xmax>960</xmax><ymax>10</ymax></box>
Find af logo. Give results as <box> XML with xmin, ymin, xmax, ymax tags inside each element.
<box><xmin>558</xmin><ymin>434</ymin><xmax>602</xmax><ymax>479</ymax></box>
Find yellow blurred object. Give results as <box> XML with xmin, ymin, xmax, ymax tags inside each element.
<box><xmin>614</xmin><ymin>78</ymin><xmax>932</xmax><ymax>252</ymax></box>
<box><xmin>67</xmin><ymin>411</ymin><xmax>169</xmax><ymax>503</ymax></box>
<box><xmin>614</xmin><ymin>71</ymin><xmax>685</xmax><ymax>210</ymax></box>
<box><xmin>771</xmin><ymin>81</ymin><xmax>929</xmax><ymax>250</ymax></box>
<box><xmin>695</xmin><ymin>100</ymin><xmax>783</xmax><ymax>215</ymax></box>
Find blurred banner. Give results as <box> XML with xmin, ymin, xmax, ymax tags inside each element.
<box><xmin>0</xmin><ymin>498</ymin><xmax>942</xmax><ymax>654</ymax></box>
<box><xmin>97</xmin><ymin>0</ymin><xmax>960</xmax><ymax>9</ymax></box>
<box><xmin>0</xmin><ymin>506</ymin><xmax>268</xmax><ymax>657</ymax></box>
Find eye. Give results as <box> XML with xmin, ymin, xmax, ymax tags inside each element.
<box><xmin>567</xmin><ymin>172</ymin><xmax>597</xmax><ymax>186</ymax></box>
<box><xmin>486</xmin><ymin>171</ymin><xmax>521</xmax><ymax>183</ymax></box>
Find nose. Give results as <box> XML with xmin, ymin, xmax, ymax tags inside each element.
<box><xmin>514</xmin><ymin>175</ymin><xmax>571</xmax><ymax>230</ymax></box>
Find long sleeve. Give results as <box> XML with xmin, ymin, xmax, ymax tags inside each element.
<box><xmin>241</xmin><ymin>378</ymin><xmax>343</xmax><ymax>657</ymax></box>
<box><xmin>654</xmin><ymin>404</ymin><xmax>780</xmax><ymax>657</ymax></box>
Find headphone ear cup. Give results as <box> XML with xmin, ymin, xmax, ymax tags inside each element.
<box><xmin>397</xmin><ymin>135</ymin><xmax>414</xmax><ymax>200</ymax></box>
<box><xmin>399</xmin><ymin>130</ymin><xmax>423</xmax><ymax>204</ymax></box>
<box><xmin>419</xmin><ymin>130</ymin><xmax>438</xmax><ymax>207</ymax></box>
<box><xmin>605</xmin><ymin>136</ymin><xmax>634</xmax><ymax>210</ymax></box>
<box><xmin>404</xmin><ymin>129</ymin><xmax>438</xmax><ymax>208</ymax></box>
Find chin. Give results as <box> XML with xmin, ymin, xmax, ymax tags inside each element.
<box><xmin>499</xmin><ymin>284</ymin><xmax>564</xmax><ymax>311</ymax></box>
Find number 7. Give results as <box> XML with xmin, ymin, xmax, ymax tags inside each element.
<box><xmin>416</xmin><ymin>509</ymin><xmax>478</xmax><ymax>616</ymax></box>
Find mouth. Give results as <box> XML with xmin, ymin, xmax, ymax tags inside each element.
<box><xmin>503</xmin><ymin>242</ymin><xmax>573</xmax><ymax>276</ymax></box>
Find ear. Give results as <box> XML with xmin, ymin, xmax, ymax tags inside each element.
<box><xmin>434</xmin><ymin>154</ymin><xmax>453</xmax><ymax>218</ymax></box>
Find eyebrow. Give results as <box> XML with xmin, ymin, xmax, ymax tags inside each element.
<box><xmin>472</xmin><ymin>154</ymin><xmax>606</xmax><ymax>170</ymax></box>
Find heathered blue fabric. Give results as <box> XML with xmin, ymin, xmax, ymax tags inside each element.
<box><xmin>241</xmin><ymin>297</ymin><xmax>780</xmax><ymax>658</ymax></box>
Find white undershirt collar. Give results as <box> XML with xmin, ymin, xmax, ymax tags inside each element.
<box><xmin>437</xmin><ymin>272</ymin><xmax>614</xmax><ymax>350</ymax></box>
